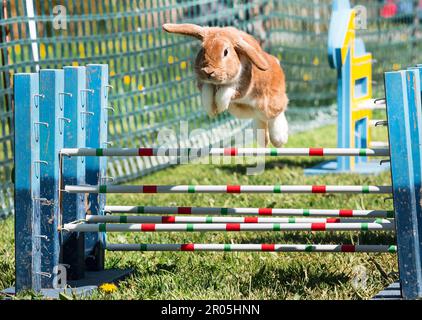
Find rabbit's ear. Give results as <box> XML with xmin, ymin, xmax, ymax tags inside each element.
<box><xmin>235</xmin><ymin>38</ymin><xmax>269</xmax><ymax>71</ymax></box>
<box><xmin>162</xmin><ymin>23</ymin><xmax>206</xmax><ymax>40</ymax></box>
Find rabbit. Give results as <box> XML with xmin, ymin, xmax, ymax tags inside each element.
<box><xmin>162</xmin><ymin>23</ymin><xmax>289</xmax><ymax>147</ymax></box>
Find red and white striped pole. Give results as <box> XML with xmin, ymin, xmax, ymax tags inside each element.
<box><xmin>106</xmin><ymin>243</ymin><xmax>397</xmax><ymax>253</ymax></box>
<box><xmin>60</xmin><ymin>147</ymin><xmax>390</xmax><ymax>157</ymax></box>
<box><xmin>85</xmin><ymin>215</ymin><xmax>393</xmax><ymax>224</ymax></box>
<box><xmin>103</xmin><ymin>206</ymin><xmax>394</xmax><ymax>218</ymax></box>
<box><xmin>65</xmin><ymin>185</ymin><xmax>392</xmax><ymax>194</ymax></box>
<box><xmin>62</xmin><ymin>222</ymin><xmax>395</xmax><ymax>233</ymax></box>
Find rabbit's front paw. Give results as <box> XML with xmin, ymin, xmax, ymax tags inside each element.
<box><xmin>215</xmin><ymin>86</ymin><xmax>236</xmax><ymax>113</ymax></box>
<box><xmin>201</xmin><ymin>83</ymin><xmax>217</xmax><ymax>117</ymax></box>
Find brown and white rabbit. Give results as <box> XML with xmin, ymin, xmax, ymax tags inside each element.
<box><xmin>162</xmin><ymin>23</ymin><xmax>289</xmax><ymax>147</ymax></box>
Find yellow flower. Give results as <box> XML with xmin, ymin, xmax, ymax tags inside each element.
<box><xmin>175</xmin><ymin>76</ymin><xmax>181</xmax><ymax>81</ymax></box>
<box><xmin>303</xmin><ymin>74</ymin><xmax>311</xmax><ymax>81</ymax></box>
<box><xmin>313</xmin><ymin>57</ymin><xmax>319</xmax><ymax>66</ymax></box>
<box><xmin>168</xmin><ymin>55</ymin><xmax>174</xmax><ymax>64</ymax></box>
<box><xmin>123</xmin><ymin>75</ymin><xmax>131</xmax><ymax>85</ymax></box>
<box><xmin>110</xmin><ymin>71</ymin><xmax>116</xmax><ymax>77</ymax></box>
<box><xmin>393</xmin><ymin>63</ymin><xmax>400</xmax><ymax>71</ymax></box>
<box><xmin>15</xmin><ymin>44</ymin><xmax>21</xmax><ymax>55</ymax></box>
<box><xmin>138</xmin><ymin>84</ymin><xmax>144</xmax><ymax>91</ymax></box>
<box><xmin>99</xmin><ymin>283</ymin><xmax>117</xmax><ymax>294</ymax></box>
<box><xmin>72</xmin><ymin>61</ymin><xmax>78</xmax><ymax>66</ymax></box>
<box><xmin>40</xmin><ymin>44</ymin><xmax>47</xmax><ymax>59</ymax></box>
<box><xmin>78</xmin><ymin>43</ymin><xmax>85</xmax><ymax>58</ymax></box>
<box><xmin>180</xmin><ymin>61</ymin><xmax>187</xmax><ymax>70</ymax></box>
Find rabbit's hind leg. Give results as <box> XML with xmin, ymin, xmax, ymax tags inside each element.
<box><xmin>268</xmin><ymin>111</ymin><xmax>288</xmax><ymax>147</ymax></box>
<box><xmin>254</xmin><ymin>118</ymin><xmax>269</xmax><ymax>147</ymax></box>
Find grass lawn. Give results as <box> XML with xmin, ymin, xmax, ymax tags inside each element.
<box><xmin>0</xmin><ymin>124</ymin><xmax>397</xmax><ymax>300</ymax></box>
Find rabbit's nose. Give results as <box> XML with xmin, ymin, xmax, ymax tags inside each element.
<box><xmin>202</xmin><ymin>67</ymin><xmax>214</xmax><ymax>77</ymax></box>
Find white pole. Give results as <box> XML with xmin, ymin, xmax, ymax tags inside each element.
<box><xmin>85</xmin><ymin>215</ymin><xmax>393</xmax><ymax>224</ymax></box>
<box><xmin>103</xmin><ymin>206</ymin><xmax>393</xmax><ymax>218</ymax></box>
<box><xmin>106</xmin><ymin>243</ymin><xmax>397</xmax><ymax>253</ymax></box>
<box><xmin>60</xmin><ymin>147</ymin><xmax>390</xmax><ymax>157</ymax></box>
<box><xmin>63</xmin><ymin>222</ymin><xmax>395</xmax><ymax>233</ymax></box>
<box><xmin>65</xmin><ymin>184</ymin><xmax>393</xmax><ymax>194</ymax></box>
<box><xmin>25</xmin><ymin>0</ymin><xmax>39</xmax><ymax>71</ymax></box>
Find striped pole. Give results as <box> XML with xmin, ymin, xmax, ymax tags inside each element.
<box><xmin>60</xmin><ymin>147</ymin><xmax>390</xmax><ymax>157</ymax></box>
<box><xmin>62</xmin><ymin>222</ymin><xmax>395</xmax><ymax>233</ymax></box>
<box><xmin>65</xmin><ymin>185</ymin><xmax>393</xmax><ymax>194</ymax></box>
<box><xmin>85</xmin><ymin>215</ymin><xmax>393</xmax><ymax>224</ymax></box>
<box><xmin>106</xmin><ymin>243</ymin><xmax>397</xmax><ymax>253</ymax></box>
<box><xmin>356</xmin><ymin>99</ymin><xmax>386</xmax><ymax>111</ymax></box>
<box><xmin>104</xmin><ymin>206</ymin><xmax>394</xmax><ymax>218</ymax></box>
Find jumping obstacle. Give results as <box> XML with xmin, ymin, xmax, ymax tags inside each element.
<box><xmin>305</xmin><ymin>0</ymin><xmax>389</xmax><ymax>175</ymax></box>
<box><xmin>6</xmin><ymin>63</ymin><xmax>422</xmax><ymax>300</ymax></box>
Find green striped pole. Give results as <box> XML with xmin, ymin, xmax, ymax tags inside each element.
<box><xmin>63</xmin><ymin>222</ymin><xmax>395</xmax><ymax>233</ymax></box>
<box><xmin>65</xmin><ymin>185</ymin><xmax>393</xmax><ymax>194</ymax></box>
<box><xmin>106</xmin><ymin>243</ymin><xmax>397</xmax><ymax>253</ymax></box>
<box><xmin>60</xmin><ymin>147</ymin><xmax>390</xmax><ymax>157</ymax></box>
<box><xmin>103</xmin><ymin>206</ymin><xmax>394</xmax><ymax>218</ymax></box>
<box><xmin>85</xmin><ymin>215</ymin><xmax>393</xmax><ymax>225</ymax></box>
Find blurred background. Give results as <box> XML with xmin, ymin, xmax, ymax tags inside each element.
<box><xmin>1</xmin><ymin>0</ymin><xmax>422</xmax><ymax>219</ymax></box>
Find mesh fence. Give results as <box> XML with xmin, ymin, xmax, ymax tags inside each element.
<box><xmin>1</xmin><ymin>0</ymin><xmax>422</xmax><ymax>219</ymax></box>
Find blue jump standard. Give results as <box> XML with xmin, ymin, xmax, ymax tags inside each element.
<box><xmin>304</xmin><ymin>159</ymin><xmax>390</xmax><ymax>176</ymax></box>
<box><xmin>3</xmin><ymin>269</ymin><xmax>132</xmax><ymax>299</ymax></box>
<box><xmin>372</xmin><ymin>282</ymin><xmax>402</xmax><ymax>300</ymax></box>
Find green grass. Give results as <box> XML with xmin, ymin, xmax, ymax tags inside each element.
<box><xmin>0</xmin><ymin>124</ymin><xmax>397</xmax><ymax>300</ymax></box>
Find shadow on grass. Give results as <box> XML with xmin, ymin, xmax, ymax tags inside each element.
<box><xmin>217</xmin><ymin>157</ymin><xmax>326</xmax><ymax>175</ymax></box>
<box><xmin>234</xmin><ymin>231</ymin><xmax>396</xmax><ymax>245</ymax></box>
<box><xmin>250</xmin><ymin>262</ymin><xmax>350</xmax><ymax>292</ymax></box>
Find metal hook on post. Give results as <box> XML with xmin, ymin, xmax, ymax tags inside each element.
<box><xmin>103</xmin><ymin>141</ymin><xmax>113</xmax><ymax>147</ymax></box>
<box><xmin>33</xmin><ymin>160</ymin><xmax>48</xmax><ymax>179</ymax></box>
<box><xmin>33</xmin><ymin>93</ymin><xmax>45</xmax><ymax>108</ymax></box>
<box><xmin>33</xmin><ymin>121</ymin><xmax>49</xmax><ymax>143</ymax></box>
<box><xmin>80</xmin><ymin>89</ymin><xmax>94</xmax><ymax>109</ymax></box>
<box><xmin>59</xmin><ymin>92</ymin><xmax>73</xmax><ymax>111</ymax></box>
<box><xmin>105</xmin><ymin>84</ymin><xmax>113</xmax><ymax>99</ymax></box>
<box><xmin>81</xmin><ymin>111</ymin><xmax>94</xmax><ymax>130</ymax></box>
<box><xmin>380</xmin><ymin>159</ymin><xmax>391</xmax><ymax>166</ymax></box>
<box><xmin>59</xmin><ymin>117</ymin><xmax>71</xmax><ymax>135</ymax></box>
<box><xmin>101</xmin><ymin>176</ymin><xmax>114</xmax><ymax>185</ymax></box>
<box><xmin>104</xmin><ymin>106</ymin><xmax>115</xmax><ymax>113</ymax></box>
<box><xmin>375</xmin><ymin>120</ymin><xmax>388</xmax><ymax>127</ymax></box>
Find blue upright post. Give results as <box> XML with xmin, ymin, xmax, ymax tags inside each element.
<box><xmin>305</xmin><ymin>0</ymin><xmax>388</xmax><ymax>175</ymax></box>
<box><xmin>385</xmin><ymin>69</ymin><xmax>422</xmax><ymax>299</ymax></box>
<box><xmin>14</xmin><ymin>73</ymin><xmax>41</xmax><ymax>292</ymax></box>
<box><xmin>61</xmin><ymin>66</ymin><xmax>87</xmax><ymax>279</ymax></box>
<box><xmin>85</xmin><ymin>64</ymin><xmax>109</xmax><ymax>270</ymax></box>
<box><xmin>39</xmin><ymin>69</ymin><xmax>65</xmax><ymax>288</ymax></box>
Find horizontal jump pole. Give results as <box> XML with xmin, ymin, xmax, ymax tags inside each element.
<box><xmin>106</xmin><ymin>243</ymin><xmax>397</xmax><ymax>253</ymax></box>
<box><xmin>356</xmin><ymin>99</ymin><xmax>386</xmax><ymax>111</ymax></box>
<box><xmin>104</xmin><ymin>206</ymin><xmax>395</xmax><ymax>218</ymax></box>
<box><xmin>62</xmin><ymin>222</ymin><xmax>395</xmax><ymax>232</ymax></box>
<box><xmin>85</xmin><ymin>215</ymin><xmax>392</xmax><ymax>224</ymax></box>
<box><xmin>369</xmin><ymin>141</ymin><xmax>389</xmax><ymax>148</ymax></box>
<box><xmin>65</xmin><ymin>185</ymin><xmax>393</xmax><ymax>194</ymax></box>
<box><xmin>60</xmin><ymin>147</ymin><xmax>390</xmax><ymax>157</ymax></box>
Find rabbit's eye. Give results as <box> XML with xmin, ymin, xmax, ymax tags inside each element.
<box><xmin>223</xmin><ymin>49</ymin><xmax>229</xmax><ymax>57</ymax></box>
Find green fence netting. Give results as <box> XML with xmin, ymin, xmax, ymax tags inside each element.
<box><xmin>1</xmin><ymin>0</ymin><xmax>422</xmax><ymax>219</ymax></box>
